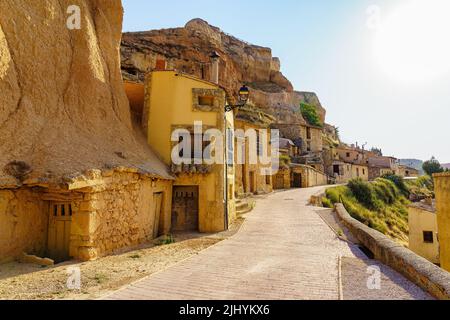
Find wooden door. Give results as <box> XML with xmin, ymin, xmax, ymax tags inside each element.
<box><xmin>153</xmin><ymin>193</ymin><xmax>163</xmax><ymax>238</ymax></box>
<box><xmin>276</xmin><ymin>174</ymin><xmax>284</xmax><ymax>189</ymax></box>
<box><xmin>249</xmin><ymin>171</ymin><xmax>256</xmax><ymax>194</ymax></box>
<box><xmin>293</xmin><ymin>173</ymin><xmax>302</xmax><ymax>188</ymax></box>
<box><xmin>47</xmin><ymin>203</ymin><xmax>72</xmax><ymax>263</ymax></box>
<box><xmin>171</xmin><ymin>186</ymin><xmax>199</xmax><ymax>232</ymax></box>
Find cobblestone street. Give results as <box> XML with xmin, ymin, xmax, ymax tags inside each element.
<box><xmin>107</xmin><ymin>187</ymin><xmax>431</xmax><ymax>300</ymax></box>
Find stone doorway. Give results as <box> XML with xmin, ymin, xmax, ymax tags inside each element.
<box><xmin>47</xmin><ymin>202</ymin><xmax>73</xmax><ymax>263</ymax></box>
<box><xmin>171</xmin><ymin>186</ymin><xmax>199</xmax><ymax>232</ymax></box>
<box><xmin>292</xmin><ymin>173</ymin><xmax>302</xmax><ymax>188</ymax></box>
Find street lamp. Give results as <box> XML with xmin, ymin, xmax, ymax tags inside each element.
<box><xmin>225</xmin><ymin>85</ymin><xmax>250</xmax><ymax>112</ymax></box>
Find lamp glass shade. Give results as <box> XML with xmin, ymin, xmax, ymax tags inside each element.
<box><xmin>238</xmin><ymin>85</ymin><xmax>249</xmax><ymax>102</ymax></box>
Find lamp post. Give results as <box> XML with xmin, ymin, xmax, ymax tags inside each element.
<box><xmin>225</xmin><ymin>85</ymin><xmax>250</xmax><ymax>112</ymax></box>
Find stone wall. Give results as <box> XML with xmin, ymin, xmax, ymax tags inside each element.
<box><xmin>0</xmin><ymin>189</ymin><xmax>48</xmax><ymax>263</ymax></box>
<box><xmin>71</xmin><ymin>172</ymin><xmax>172</xmax><ymax>261</ymax></box>
<box><xmin>272</xmin><ymin>169</ymin><xmax>290</xmax><ymax>190</ymax></box>
<box><xmin>335</xmin><ymin>203</ymin><xmax>450</xmax><ymax>300</ymax></box>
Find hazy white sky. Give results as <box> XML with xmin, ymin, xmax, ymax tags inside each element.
<box><xmin>122</xmin><ymin>0</ymin><xmax>450</xmax><ymax>163</ymax></box>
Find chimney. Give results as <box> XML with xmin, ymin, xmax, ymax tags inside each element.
<box><xmin>155</xmin><ymin>59</ymin><xmax>167</xmax><ymax>71</ymax></box>
<box><xmin>210</xmin><ymin>51</ymin><xmax>220</xmax><ymax>84</ymax></box>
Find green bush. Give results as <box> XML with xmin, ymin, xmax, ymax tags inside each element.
<box><xmin>347</xmin><ymin>178</ymin><xmax>381</xmax><ymax>210</ymax></box>
<box><xmin>300</xmin><ymin>102</ymin><xmax>322</xmax><ymax>127</ymax></box>
<box><xmin>381</xmin><ymin>174</ymin><xmax>409</xmax><ymax>196</ymax></box>
<box><xmin>322</xmin><ymin>197</ymin><xmax>333</xmax><ymax>208</ymax></box>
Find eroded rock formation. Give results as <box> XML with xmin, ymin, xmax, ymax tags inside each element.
<box><xmin>0</xmin><ymin>0</ymin><xmax>171</xmax><ymax>188</ymax></box>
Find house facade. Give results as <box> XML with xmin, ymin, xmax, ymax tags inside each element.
<box><xmin>234</xmin><ymin>105</ymin><xmax>275</xmax><ymax>196</ymax></box>
<box><xmin>408</xmin><ymin>200</ymin><xmax>439</xmax><ymax>264</ymax></box>
<box><xmin>397</xmin><ymin>165</ymin><xmax>420</xmax><ymax>178</ymax></box>
<box><xmin>434</xmin><ymin>172</ymin><xmax>450</xmax><ymax>272</ymax></box>
<box><xmin>329</xmin><ymin>145</ymin><xmax>369</xmax><ymax>183</ymax></box>
<box><xmin>367</xmin><ymin>156</ymin><xmax>399</xmax><ymax>180</ymax></box>
<box><xmin>142</xmin><ymin>70</ymin><xmax>236</xmax><ymax>233</ymax></box>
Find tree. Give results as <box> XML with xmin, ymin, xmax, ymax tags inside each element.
<box><xmin>423</xmin><ymin>156</ymin><xmax>444</xmax><ymax>176</ymax></box>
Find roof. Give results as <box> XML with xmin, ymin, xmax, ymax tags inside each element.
<box><xmin>279</xmin><ymin>138</ymin><xmax>295</xmax><ymax>149</ymax></box>
<box><xmin>409</xmin><ymin>200</ymin><xmax>436</xmax><ymax>213</ymax></box>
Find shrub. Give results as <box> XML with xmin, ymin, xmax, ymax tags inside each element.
<box><xmin>381</xmin><ymin>174</ymin><xmax>409</xmax><ymax>196</ymax></box>
<box><xmin>347</xmin><ymin>178</ymin><xmax>380</xmax><ymax>210</ymax></box>
<box><xmin>300</xmin><ymin>102</ymin><xmax>322</xmax><ymax>127</ymax></box>
<box><xmin>322</xmin><ymin>197</ymin><xmax>333</xmax><ymax>208</ymax></box>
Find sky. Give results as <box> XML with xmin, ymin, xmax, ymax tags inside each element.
<box><xmin>122</xmin><ymin>0</ymin><xmax>450</xmax><ymax>163</ymax></box>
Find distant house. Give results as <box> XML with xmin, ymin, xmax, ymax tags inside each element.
<box><xmin>367</xmin><ymin>155</ymin><xmax>398</xmax><ymax>180</ymax></box>
<box><xmin>329</xmin><ymin>144</ymin><xmax>369</xmax><ymax>183</ymax></box>
<box><xmin>397</xmin><ymin>165</ymin><xmax>420</xmax><ymax>178</ymax></box>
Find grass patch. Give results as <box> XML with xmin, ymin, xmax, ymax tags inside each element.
<box><xmin>158</xmin><ymin>234</ymin><xmax>176</xmax><ymax>246</ymax></box>
<box><xmin>325</xmin><ymin>178</ymin><xmax>410</xmax><ymax>244</ymax></box>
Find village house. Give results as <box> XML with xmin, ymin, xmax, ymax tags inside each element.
<box><xmin>434</xmin><ymin>172</ymin><xmax>450</xmax><ymax>272</ymax></box>
<box><xmin>397</xmin><ymin>165</ymin><xmax>420</xmax><ymax>178</ymax></box>
<box><xmin>234</xmin><ymin>104</ymin><xmax>275</xmax><ymax>197</ymax></box>
<box><xmin>367</xmin><ymin>155</ymin><xmax>399</xmax><ymax>180</ymax></box>
<box><xmin>329</xmin><ymin>144</ymin><xmax>369</xmax><ymax>183</ymax></box>
<box><xmin>408</xmin><ymin>199</ymin><xmax>439</xmax><ymax>264</ymax></box>
<box><xmin>272</xmin><ymin>137</ymin><xmax>327</xmax><ymax>190</ymax></box>
<box><xmin>125</xmin><ymin>57</ymin><xmax>236</xmax><ymax>233</ymax></box>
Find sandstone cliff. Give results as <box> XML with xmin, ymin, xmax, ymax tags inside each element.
<box><xmin>0</xmin><ymin>0</ymin><xmax>172</xmax><ymax>188</ymax></box>
<box><xmin>121</xmin><ymin>18</ymin><xmax>313</xmax><ymax>126</ymax></box>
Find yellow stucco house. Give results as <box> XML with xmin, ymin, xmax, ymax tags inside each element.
<box><xmin>434</xmin><ymin>172</ymin><xmax>450</xmax><ymax>272</ymax></box>
<box><xmin>408</xmin><ymin>200</ymin><xmax>439</xmax><ymax>264</ymax></box>
<box><xmin>140</xmin><ymin>70</ymin><xmax>236</xmax><ymax>233</ymax></box>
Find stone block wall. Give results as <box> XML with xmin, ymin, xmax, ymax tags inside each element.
<box><xmin>71</xmin><ymin>172</ymin><xmax>172</xmax><ymax>261</ymax></box>
<box><xmin>0</xmin><ymin>189</ymin><xmax>48</xmax><ymax>263</ymax></box>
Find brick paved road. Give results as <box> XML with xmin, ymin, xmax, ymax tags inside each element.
<box><xmin>106</xmin><ymin>187</ymin><xmax>430</xmax><ymax>300</ymax></box>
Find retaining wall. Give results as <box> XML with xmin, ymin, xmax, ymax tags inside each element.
<box><xmin>335</xmin><ymin>203</ymin><xmax>450</xmax><ymax>300</ymax></box>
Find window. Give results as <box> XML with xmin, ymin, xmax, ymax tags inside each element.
<box><xmin>227</xmin><ymin>128</ymin><xmax>234</xmax><ymax>167</ymax></box>
<box><xmin>307</xmin><ymin>141</ymin><xmax>311</xmax><ymax>152</ymax></box>
<box><xmin>198</xmin><ymin>96</ymin><xmax>214</xmax><ymax>107</ymax></box>
<box><xmin>363</xmin><ymin>169</ymin><xmax>366</xmax><ymax>175</ymax></box>
<box><xmin>346</xmin><ymin>152</ymin><xmax>351</xmax><ymax>158</ymax></box>
<box><xmin>306</xmin><ymin>127</ymin><xmax>312</xmax><ymax>140</ymax></box>
<box><xmin>256</xmin><ymin>130</ymin><xmax>265</xmax><ymax>157</ymax></box>
<box><xmin>266</xmin><ymin>175</ymin><xmax>271</xmax><ymax>185</ymax></box>
<box><xmin>333</xmin><ymin>165</ymin><xmax>340</xmax><ymax>175</ymax></box>
<box><xmin>423</xmin><ymin>231</ymin><xmax>434</xmax><ymax>244</ymax></box>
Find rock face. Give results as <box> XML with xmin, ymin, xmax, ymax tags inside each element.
<box><xmin>0</xmin><ymin>0</ymin><xmax>171</xmax><ymax>187</ymax></box>
<box><xmin>121</xmin><ymin>18</ymin><xmax>310</xmax><ymax>123</ymax></box>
